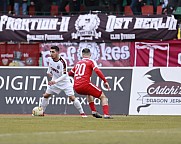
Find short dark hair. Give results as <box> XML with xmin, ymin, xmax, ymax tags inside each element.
<box><xmin>82</xmin><ymin>48</ymin><xmax>90</xmax><ymax>54</ymax></box>
<box><xmin>51</xmin><ymin>46</ymin><xmax>59</xmax><ymax>52</ymax></box>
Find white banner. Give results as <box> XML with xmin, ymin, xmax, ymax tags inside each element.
<box><xmin>129</xmin><ymin>67</ymin><xmax>181</xmax><ymax>115</ymax></box>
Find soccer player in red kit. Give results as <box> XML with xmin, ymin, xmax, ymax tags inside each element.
<box><xmin>69</xmin><ymin>48</ymin><xmax>112</xmax><ymax>119</ymax></box>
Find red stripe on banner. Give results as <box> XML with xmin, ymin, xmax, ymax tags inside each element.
<box><xmin>130</xmin><ymin>40</ymin><xmax>181</xmax><ymax>67</ymax></box>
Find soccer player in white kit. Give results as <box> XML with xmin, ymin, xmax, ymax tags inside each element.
<box><xmin>40</xmin><ymin>46</ymin><xmax>87</xmax><ymax>117</ymax></box>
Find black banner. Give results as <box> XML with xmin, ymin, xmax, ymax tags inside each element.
<box><xmin>0</xmin><ymin>14</ymin><xmax>178</xmax><ymax>42</ymax></box>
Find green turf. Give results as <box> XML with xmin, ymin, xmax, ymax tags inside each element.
<box><xmin>0</xmin><ymin>115</ymin><xmax>181</xmax><ymax>144</ymax></box>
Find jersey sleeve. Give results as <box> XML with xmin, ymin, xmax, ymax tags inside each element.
<box><xmin>47</xmin><ymin>66</ymin><xmax>51</xmax><ymax>74</ymax></box>
<box><xmin>54</xmin><ymin>57</ymin><xmax>68</xmax><ymax>83</ymax></box>
<box><xmin>90</xmin><ymin>60</ymin><xmax>106</xmax><ymax>82</ymax></box>
<box><xmin>46</xmin><ymin>58</ymin><xmax>51</xmax><ymax>74</ymax></box>
<box><xmin>68</xmin><ymin>67</ymin><xmax>75</xmax><ymax>77</ymax></box>
<box><xmin>91</xmin><ymin>59</ymin><xmax>98</xmax><ymax>70</ymax></box>
<box><xmin>60</xmin><ymin>57</ymin><xmax>67</xmax><ymax>74</ymax></box>
<box><xmin>54</xmin><ymin>74</ymin><xmax>67</xmax><ymax>83</ymax></box>
<box><xmin>94</xmin><ymin>67</ymin><xmax>107</xmax><ymax>83</ymax></box>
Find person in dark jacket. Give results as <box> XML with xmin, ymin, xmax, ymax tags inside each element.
<box><xmin>109</xmin><ymin>0</ymin><xmax>124</xmax><ymax>14</ymax></box>
<box><xmin>130</xmin><ymin>0</ymin><xmax>146</xmax><ymax>15</ymax></box>
<box><xmin>31</xmin><ymin>0</ymin><xmax>52</xmax><ymax>15</ymax></box>
<box><xmin>0</xmin><ymin>0</ymin><xmax>8</xmax><ymax>14</ymax></box>
<box><xmin>164</xmin><ymin>0</ymin><xmax>181</xmax><ymax>14</ymax></box>
<box><xmin>60</xmin><ymin>0</ymin><xmax>81</xmax><ymax>14</ymax></box>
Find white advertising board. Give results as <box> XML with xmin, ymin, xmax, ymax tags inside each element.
<box><xmin>129</xmin><ymin>67</ymin><xmax>181</xmax><ymax>115</ymax></box>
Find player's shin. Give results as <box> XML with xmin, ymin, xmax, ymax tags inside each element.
<box><xmin>89</xmin><ymin>101</ymin><xmax>97</xmax><ymax>112</ymax></box>
<box><xmin>103</xmin><ymin>105</ymin><xmax>109</xmax><ymax>115</ymax></box>
<box><xmin>73</xmin><ymin>98</ymin><xmax>87</xmax><ymax>117</ymax></box>
<box><xmin>40</xmin><ymin>97</ymin><xmax>49</xmax><ymax>112</ymax></box>
<box><xmin>100</xmin><ymin>95</ymin><xmax>111</xmax><ymax>116</ymax></box>
<box><xmin>87</xmin><ymin>96</ymin><xmax>97</xmax><ymax>113</ymax></box>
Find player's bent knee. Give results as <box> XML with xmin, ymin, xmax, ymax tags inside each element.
<box><xmin>99</xmin><ymin>95</ymin><xmax>107</xmax><ymax>100</ymax></box>
<box><xmin>43</xmin><ymin>93</ymin><xmax>51</xmax><ymax>98</ymax></box>
<box><xmin>69</xmin><ymin>95</ymin><xmax>76</xmax><ymax>101</ymax></box>
<box><xmin>99</xmin><ymin>92</ymin><xmax>107</xmax><ymax>99</ymax></box>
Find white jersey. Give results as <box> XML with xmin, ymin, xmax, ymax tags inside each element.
<box><xmin>47</xmin><ymin>56</ymin><xmax>73</xmax><ymax>93</ymax></box>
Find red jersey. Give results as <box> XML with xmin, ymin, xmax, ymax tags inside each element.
<box><xmin>69</xmin><ymin>58</ymin><xmax>107</xmax><ymax>87</ymax></box>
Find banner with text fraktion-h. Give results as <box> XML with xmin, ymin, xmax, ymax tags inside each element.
<box><xmin>0</xmin><ymin>14</ymin><xmax>178</xmax><ymax>42</ymax></box>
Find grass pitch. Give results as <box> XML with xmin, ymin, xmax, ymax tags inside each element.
<box><xmin>0</xmin><ymin>115</ymin><xmax>181</xmax><ymax>144</ymax></box>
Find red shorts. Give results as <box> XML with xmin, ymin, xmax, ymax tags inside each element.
<box><xmin>74</xmin><ymin>83</ymin><xmax>102</xmax><ymax>98</ymax></box>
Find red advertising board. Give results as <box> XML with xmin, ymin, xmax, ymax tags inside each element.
<box><xmin>0</xmin><ymin>43</ymin><xmax>40</xmax><ymax>66</ymax></box>
<box><xmin>130</xmin><ymin>40</ymin><xmax>181</xmax><ymax>67</ymax></box>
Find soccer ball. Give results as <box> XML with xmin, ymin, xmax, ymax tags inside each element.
<box><xmin>32</xmin><ymin>106</ymin><xmax>44</xmax><ymax>116</ymax></box>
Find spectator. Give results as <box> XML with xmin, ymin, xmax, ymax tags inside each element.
<box><xmin>127</xmin><ymin>0</ymin><xmax>131</xmax><ymax>5</ymax></box>
<box><xmin>14</xmin><ymin>0</ymin><xmax>21</xmax><ymax>15</ymax></box>
<box><xmin>152</xmin><ymin>0</ymin><xmax>158</xmax><ymax>14</ymax></box>
<box><xmin>22</xmin><ymin>0</ymin><xmax>28</xmax><ymax>15</ymax></box>
<box><xmin>130</xmin><ymin>0</ymin><xmax>143</xmax><ymax>15</ymax></box>
<box><xmin>14</xmin><ymin>0</ymin><xmax>28</xmax><ymax>15</ymax></box>
<box><xmin>83</xmin><ymin>0</ymin><xmax>109</xmax><ymax>12</ymax></box>
<box><xmin>0</xmin><ymin>0</ymin><xmax>8</xmax><ymax>14</ymax></box>
<box><xmin>109</xmin><ymin>0</ymin><xmax>124</xmax><ymax>14</ymax></box>
<box><xmin>69</xmin><ymin>0</ymin><xmax>81</xmax><ymax>12</ymax></box>
<box><xmin>54</xmin><ymin>0</ymin><xmax>62</xmax><ymax>11</ymax></box>
<box><xmin>147</xmin><ymin>0</ymin><xmax>158</xmax><ymax>14</ymax></box>
<box><xmin>9</xmin><ymin>0</ymin><xmax>14</xmax><ymax>14</ymax></box>
<box><xmin>59</xmin><ymin>0</ymin><xmax>68</xmax><ymax>13</ymax></box>
<box><xmin>178</xmin><ymin>0</ymin><xmax>181</xmax><ymax>6</ymax></box>
<box><xmin>161</xmin><ymin>0</ymin><xmax>168</xmax><ymax>14</ymax></box>
<box><xmin>163</xmin><ymin>0</ymin><xmax>179</xmax><ymax>14</ymax></box>
<box><xmin>60</xmin><ymin>0</ymin><xmax>81</xmax><ymax>14</ymax></box>
<box><xmin>31</xmin><ymin>0</ymin><xmax>52</xmax><ymax>15</ymax></box>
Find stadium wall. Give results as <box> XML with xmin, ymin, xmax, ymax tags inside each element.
<box><xmin>1</xmin><ymin>67</ymin><xmax>181</xmax><ymax>115</ymax></box>
<box><xmin>0</xmin><ymin>67</ymin><xmax>132</xmax><ymax>115</ymax></box>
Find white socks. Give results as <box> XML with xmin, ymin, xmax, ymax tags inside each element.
<box><xmin>40</xmin><ymin>97</ymin><xmax>84</xmax><ymax>114</ymax></box>
<box><xmin>40</xmin><ymin>97</ymin><xmax>49</xmax><ymax>112</ymax></box>
<box><xmin>73</xmin><ymin>98</ymin><xmax>84</xmax><ymax>114</ymax></box>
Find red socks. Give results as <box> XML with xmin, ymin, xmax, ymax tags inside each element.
<box><xmin>103</xmin><ymin>105</ymin><xmax>109</xmax><ymax>115</ymax></box>
<box><xmin>89</xmin><ymin>102</ymin><xmax>109</xmax><ymax>115</ymax></box>
<box><xmin>89</xmin><ymin>102</ymin><xmax>97</xmax><ymax>112</ymax></box>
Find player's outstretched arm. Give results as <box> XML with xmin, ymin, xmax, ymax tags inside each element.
<box><xmin>48</xmin><ymin>73</ymin><xmax>67</xmax><ymax>86</ymax></box>
<box><xmin>94</xmin><ymin>67</ymin><xmax>107</xmax><ymax>83</ymax></box>
<box><xmin>48</xmin><ymin>80</ymin><xmax>56</xmax><ymax>86</ymax></box>
<box><xmin>104</xmin><ymin>82</ymin><xmax>111</xmax><ymax>91</ymax></box>
<box><xmin>47</xmin><ymin>73</ymin><xmax>52</xmax><ymax>77</ymax></box>
<box><xmin>94</xmin><ymin>68</ymin><xmax>111</xmax><ymax>91</ymax></box>
<box><xmin>54</xmin><ymin>73</ymin><xmax>67</xmax><ymax>83</ymax></box>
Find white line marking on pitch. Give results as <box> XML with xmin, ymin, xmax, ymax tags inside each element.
<box><xmin>0</xmin><ymin>129</ymin><xmax>181</xmax><ymax>137</ymax></box>
<box><xmin>0</xmin><ymin>130</ymin><xmax>143</xmax><ymax>137</ymax></box>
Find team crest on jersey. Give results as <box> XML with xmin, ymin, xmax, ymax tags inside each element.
<box><xmin>72</xmin><ymin>14</ymin><xmax>101</xmax><ymax>40</ymax></box>
<box><xmin>77</xmin><ymin>42</ymin><xmax>100</xmax><ymax>61</ymax></box>
<box><xmin>57</xmin><ymin>65</ymin><xmax>60</xmax><ymax>69</ymax></box>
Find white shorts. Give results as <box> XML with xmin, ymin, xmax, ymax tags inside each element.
<box><xmin>46</xmin><ymin>81</ymin><xmax>74</xmax><ymax>96</ymax></box>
